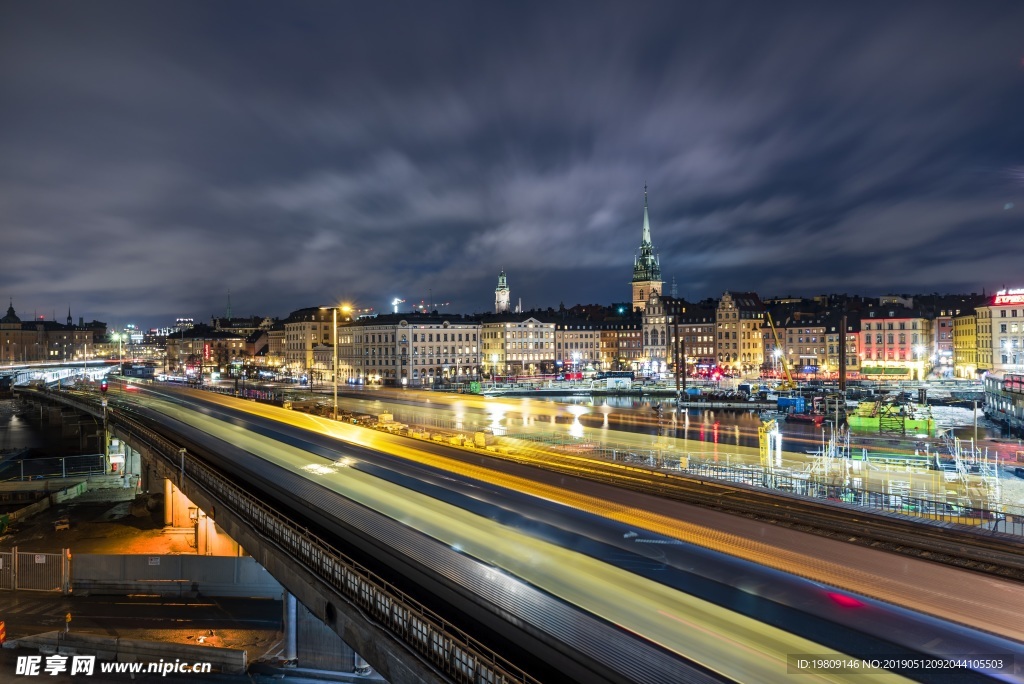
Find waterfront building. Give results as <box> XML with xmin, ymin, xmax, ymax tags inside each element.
<box><xmin>631</xmin><ymin>187</ymin><xmax>662</xmax><ymax>313</ymax></box>
<box><xmin>857</xmin><ymin>304</ymin><xmax>932</xmax><ymax>380</ymax></box>
<box><xmin>165</xmin><ymin>325</ymin><xmax>245</xmax><ymax>375</ymax></box>
<box><xmin>282</xmin><ymin>307</ymin><xmax>333</xmax><ymax>373</ymax></box>
<box><xmin>1</xmin><ymin>302</ymin><xmax>97</xmax><ymax>364</ymax></box>
<box><xmin>983</xmin><ymin>372</ymin><xmax>1024</xmax><ymax>435</ymax></box>
<box><xmin>641</xmin><ymin>294</ymin><xmax>719</xmax><ymax>377</ymax></box>
<box><xmin>480</xmin><ymin>314</ymin><xmax>556</xmax><ymax>377</ymax></box>
<box><xmin>641</xmin><ymin>293</ymin><xmax>683</xmax><ymax>376</ymax></box>
<box><xmin>337</xmin><ymin>312</ymin><xmax>481</xmax><ymax>386</ymax></box>
<box><xmin>953</xmin><ymin>310</ymin><xmax>979</xmax><ymax>378</ymax></box>
<box><xmin>311</xmin><ymin>343</ymin><xmax>333</xmax><ymax>385</ymax></box>
<box><xmin>977</xmin><ymin>287</ymin><xmax>1024</xmax><ymax>373</ymax></box>
<box><xmin>828</xmin><ymin>317</ymin><xmax>861</xmax><ymax>379</ymax></box>
<box><xmin>243</xmin><ymin>330</ymin><xmax>269</xmax><ymax>365</ymax></box>
<box><xmin>768</xmin><ymin>312</ymin><xmax>828</xmax><ymax>378</ymax></box>
<box><xmin>598</xmin><ymin>318</ymin><xmax>643</xmax><ymax>371</ymax></box>
<box><xmin>266</xmin><ymin>322</ymin><xmax>286</xmax><ymax>369</ymax></box>
<box><xmin>932</xmin><ymin>310</ymin><xmax>955</xmax><ymax>377</ymax></box>
<box><xmin>677</xmin><ymin>303</ymin><xmax>718</xmax><ymax>373</ymax></box>
<box><xmin>553</xmin><ymin>320</ymin><xmax>600</xmax><ymax>373</ymax></box>
<box><xmin>716</xmin><ymin>292</ymin><xmax>764</xmax><ymax>374</ymax></box>
<box><xmin>212</xmin><ymin>315</ymin><xmax>276</xmax><ymax>338</ymax></box>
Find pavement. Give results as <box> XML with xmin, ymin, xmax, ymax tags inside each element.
<box><xmin>0</xmin><ymin>482</ymin><xmax>385</xmax><ymax>683</ymax></box>
<box><xmin>0</xmin><ymin>593</ymin><xmax>283</xmax><ymax>683</ymax></box>
<box><xmin>0</xmin><ymin>474</ymin><xmax>197</xmax><ymax>556</ymax></box>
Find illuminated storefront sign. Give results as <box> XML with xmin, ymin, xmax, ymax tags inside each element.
<box><xmin>993</xmin><ymin>288</ymin><xmax>1024</xmax><ymax>306</ymax></box>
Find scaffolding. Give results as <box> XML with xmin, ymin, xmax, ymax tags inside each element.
<box><xmin>877</xmin><ymin>394</ymin><xmax>907</xmax><ymax>435</ymax></box>
<box><xmin>938</xmin><ymin>432</ymin><xmax>1002</xmax><ymax>513</ymax></box>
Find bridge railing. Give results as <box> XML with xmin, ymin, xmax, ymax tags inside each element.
<box><xmin>110</xmin><ymin>409</ymin><xmax>539</xmax><ymax>684</ymax></box>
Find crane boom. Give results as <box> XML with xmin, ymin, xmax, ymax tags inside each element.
<box><xmin>765</xmin><ymin>312</ymin><xmax>796</xmax><ymax>391</ymax></box>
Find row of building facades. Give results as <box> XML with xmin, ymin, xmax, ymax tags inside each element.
<box><xmin>6</xmin><ymin>286</ymin><xmax>1023</xmax><ymax>385</ymax></box>
<box><xmin>5</xmin><ymin>191</ymin><xmax>1022</xmax><ymax>383</ymax></box>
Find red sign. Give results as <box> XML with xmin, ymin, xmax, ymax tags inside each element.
<box><xmin>204</xmin><ymin>343</ymin><xmax>211</xmax><ymax>360</ymax></box>
<box><xmin>994</xmin><ymin>293</ymin><xmax>1024</xmax><ymax>306</ymax></box>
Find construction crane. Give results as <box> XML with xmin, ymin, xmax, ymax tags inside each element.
<box><xmin>765</xmin><ymin>311</ymin><xmax>797</xmax><ymax>391</ymax></box>
<box><xmin>415</xmin><ymin>300</ymin><xmax>450</xmax><ymax>313</ymax></box>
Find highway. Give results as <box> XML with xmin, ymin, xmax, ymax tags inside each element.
<box><xmin>109</xmin><ymin>384</ymin><xmax>1023</xmax><ymax>682</ymax></box>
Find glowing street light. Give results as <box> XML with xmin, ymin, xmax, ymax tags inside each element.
<box><xmin>914</xmin><ymin>344</ymin><xmax>926</xmax><ymax>380</ymax></box>
<box><xmin>111</xmin><ymin>332</ymin><xmax>125</xmax><ymax>376</ymax></box>
<box><xmin>320</xmin><ymin>304</ymin><xmax>351</xmax><ymax>421</ymax></box>
<box><xmin>1004</xmin><ymin>339</ymin><xmax>1018</xmax><ymax>371</ymax></box>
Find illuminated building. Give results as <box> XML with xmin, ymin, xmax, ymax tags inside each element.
<box><xmin>716</xmin><ymin>292</ymin><xmax>765</xmax><ymax>374</ymax></box>
<box><xmin>631</xmin><ymin>187</ymin><xmax>662</xmax><ymax>313</ymax></box>
<box><xmin>976</xmin><ymin>288</ymin><xmax>1024</xmax><ymax>372</ymax></box>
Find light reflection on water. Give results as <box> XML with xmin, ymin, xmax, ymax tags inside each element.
<box><xmin>0</xmin><ymin>399</ymin><xmax>48</xmax><ymax>452</ymax></box>
<box><xmin>534</xmin><ymin>394</ymin><xmax>1007</xmax><ymax>451</ymax></box>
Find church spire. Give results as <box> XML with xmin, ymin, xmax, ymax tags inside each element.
<box><xmin>642</xmin><ymin>183</ymin><xmax>652</xmax><ymax>245</ymax></box>
<box><xmin>67</xmin><ymin>306</ymin><xmax>72</xmax><ymax>327</ymax></box>
<box><xmin>631</xmin><ymin>184</ymin><xmax>662</xmax><ymax>312</ymax></box>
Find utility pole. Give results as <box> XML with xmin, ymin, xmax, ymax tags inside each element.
<box><xmin>674</xmin><ymin>314</ymin><xmax>680</xmax><ymax>406</ymax></box>
<box><xmin>838</xmin><ymin>313</ymin><xmax>847</xmax><ymax>392</ymax></box>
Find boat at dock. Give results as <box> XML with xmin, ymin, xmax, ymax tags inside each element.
<box><xmin>786</xmin><ymin>412</ymin><xmax>825</xmax><ymax>426</ymax></box>
<box><xmin>846</xmin><ymin>400</ymin><xmax>935</xmax><ymax>436</ymax></box>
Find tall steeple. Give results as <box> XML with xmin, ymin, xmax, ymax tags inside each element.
<box><xmin>631</xmin><ymin>184</ymin><xmax>662</xmax><ymax>313</ymax></box>
<box><xmin>67</xmin><ymin>307</ymin><xmax>72</xmax><ymax>327</ymax></box>
<box><xmin>641</xmin><ymin>184</ymin><xmax>652</xmax><ymax>245</ymax></box>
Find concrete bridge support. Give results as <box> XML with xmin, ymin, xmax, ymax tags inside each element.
<box><xmin>109</xmin><ymin>424</ymin><xmax>447</xmax><ymax>684</ymax></box>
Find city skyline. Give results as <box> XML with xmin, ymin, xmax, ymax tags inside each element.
<box><xmin>4</xmin><ymin>2</ymin><xmax>1024</xmax><ymax>330</ymax></box>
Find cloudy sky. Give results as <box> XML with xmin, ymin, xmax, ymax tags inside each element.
<box><xmin>3</xmin><ymin>2</ymin><xmax>1023</xmax><ymax>329</ymax></box>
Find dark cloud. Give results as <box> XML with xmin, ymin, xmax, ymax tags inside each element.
<box><xmin>3</xmin><ymin>1</ymin><xmax>1023</xmax><ymax>328</ymax></box>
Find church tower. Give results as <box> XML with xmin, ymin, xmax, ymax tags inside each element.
<box><xmin>495</xmin><ymin>271</ymin><xmax>510</xmax><ymax>313</ymax></box>
<box><xmin>631</xmin><ymin>186</ymin><xmax>662</xmax><ymax>312</ymax></box>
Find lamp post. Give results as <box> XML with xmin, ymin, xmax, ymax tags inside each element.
<box><xmin>320</xmin><ymin>305</ymin><xmax>351</xmax><ymax>421</ymax></box>
<box><xmin>331</xmin><ymin>308</ymin><xmax>337</xmax><ymax>419</ymax></box>
<box><xmin>112</xmin><ymin>332</ymin><xmax>124</xmax><ymax>377</ymax></box>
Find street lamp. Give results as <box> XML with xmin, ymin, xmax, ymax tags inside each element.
<box><xmin>319</xmin><ymin>304</ymin><xmax>351</xmax><ymax>421</ymax></box>
<box><xmin>320</xmin><ymin>307</ymin><xmax>339</xmax><ymax>420</ymax></box>
<box><xmin>112</xmin><ymin>332</ymin><xmax>124</xmax><ymax>376</ymax></box>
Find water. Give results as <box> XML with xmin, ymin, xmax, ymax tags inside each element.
<box><xmin>536</xmin><ymin>394</ymin><xmax>1009</xmax><ymax>452</ymax></box>
<box><xmin>0</xmin><ymin>398</ymin><xmax>70</xmax><ymax>455</ymax></box>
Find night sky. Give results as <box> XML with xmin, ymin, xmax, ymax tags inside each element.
<box><xmin>3</xmin><ymin>2</ymin><xmax>1023</xmax><ymax>329</ymax></box>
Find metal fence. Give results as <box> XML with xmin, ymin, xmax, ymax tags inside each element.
<box><xmin>0</xmin><ymin>454</ymin><xmax>106</xmax><ymax>482</ymax></box>
<box><xmin>111</xmin><ymin>410</ymin><xmax>539</xmax><ymax>684</ymax></box>
<box><xmin>491</xmin><ymin>430</ymin><xmax>1024</xmax><ymax>536</ymax></box>
<box><xmin>0</xmin><ymin>549</ymin><xmax>69</xmax><ymax>592</ymax></box>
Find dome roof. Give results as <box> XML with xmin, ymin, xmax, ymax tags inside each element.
<box><xmin>1</xmin><ymin>301</ymin><xmax>20</xmax><ymax>324</ymax></box>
